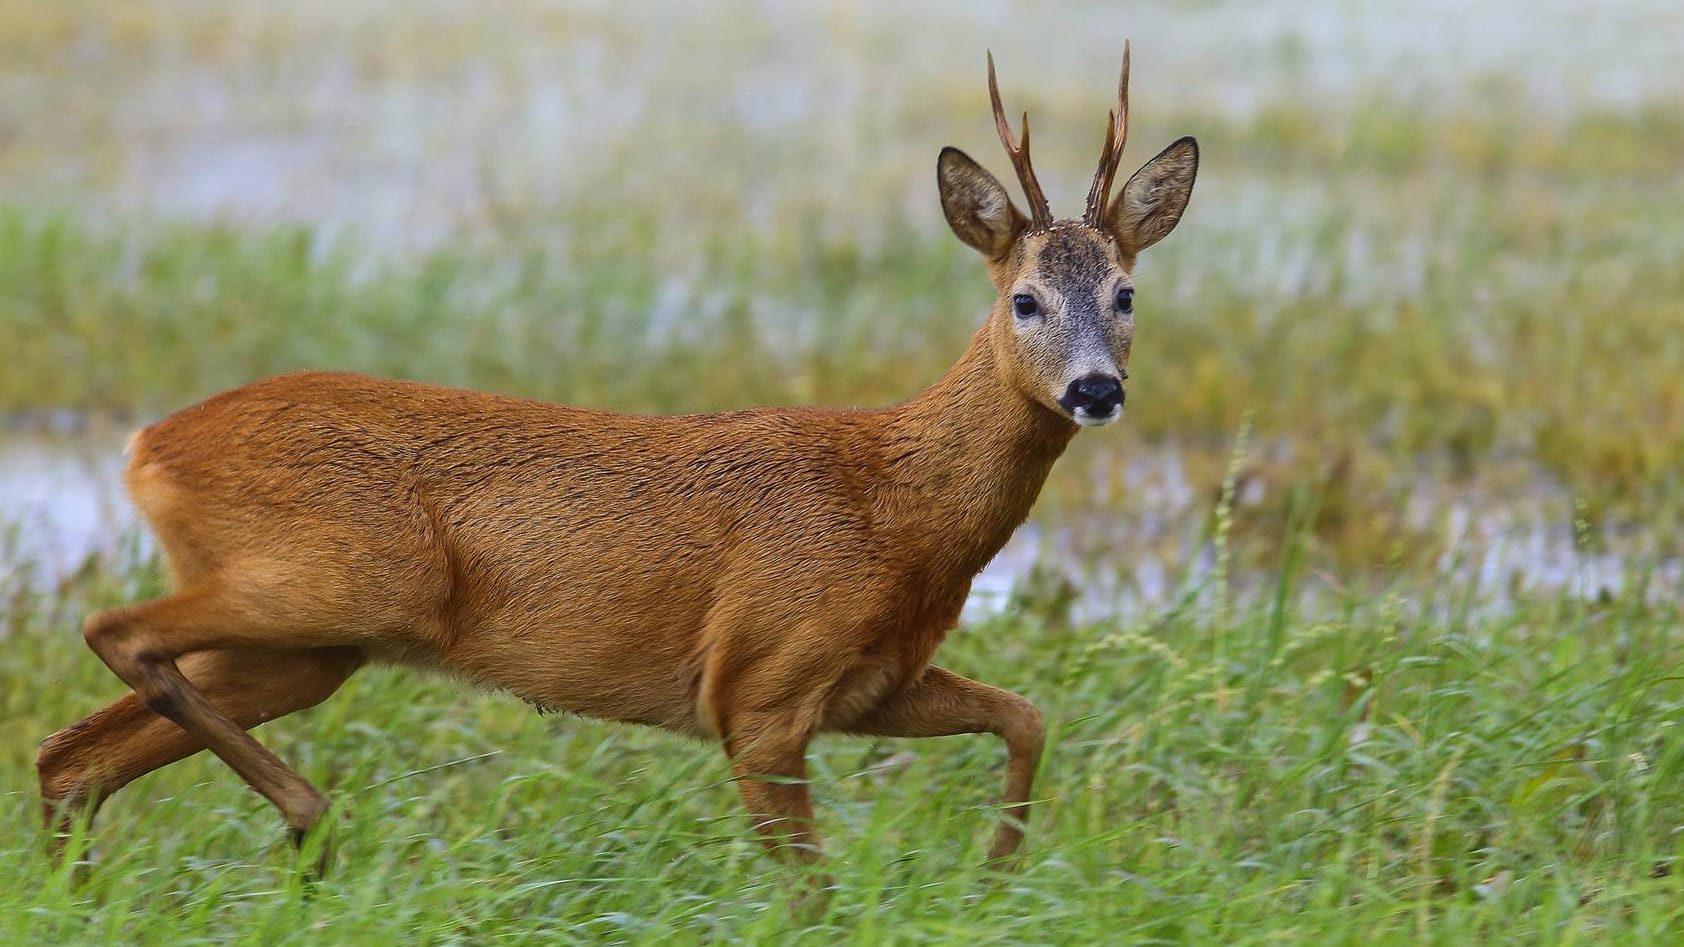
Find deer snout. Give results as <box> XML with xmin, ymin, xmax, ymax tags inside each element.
<box><xmin>1060</xmin><ymin>374</ymin><xmax>1124</xmax><ymax>427</ymax></box>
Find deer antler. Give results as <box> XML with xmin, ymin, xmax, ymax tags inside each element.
<box><xmin>987</xmin><ymin>51</ymin><xmax>1054</xmax><ymax>230</ymax></box>
<box><xmin>1082</xmin><ymin>41</ymin><xmax>1131</xmax><ymax>225</ymax></box>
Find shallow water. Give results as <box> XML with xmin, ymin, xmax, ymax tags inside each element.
<box><xmin>0</xmin><ymin>429</ymin><xmax>134</xmax><ymax>579</ymax></box>
<box><xmin>4</xmin><ymin>425</ymin><xmax>1674</xmax><ymax>626</ymax></box>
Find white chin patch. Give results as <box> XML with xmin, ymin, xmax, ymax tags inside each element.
<box><xmin>1072</xmin><ymin>407</ymin><xmax>1122</xmax><ymax>428</ymax></box>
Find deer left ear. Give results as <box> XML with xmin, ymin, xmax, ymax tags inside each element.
<box><xmin>1106</xmin><ymin>137</ymin><xmax>1198</xmax><ymax>256</ymax></box>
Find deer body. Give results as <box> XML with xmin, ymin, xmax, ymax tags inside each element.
<box><xmin>121</xmin><ymin>331</ymin><xmax>1060</xmax><ymax>734</ymax></box>
<box><xmin>39</xmin><ymin>45</ymin><xmax>1197</xmax><ymax>875</ymax></box>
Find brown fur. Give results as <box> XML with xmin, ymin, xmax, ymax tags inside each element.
<box><xmin>37</xmin><ymin>48</ymin><xmax>1198</xmax><ymax>876</ymax></box>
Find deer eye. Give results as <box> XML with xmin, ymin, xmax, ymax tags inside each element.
<box><xmin>1116</xmin><ymin>286</ymin><xmax>1134</xmax><ymax>313</ymax></box>
<box><xmin>1012</xmin><ymin>293</ymin><xmax>1038</xmax><ymax>318</ymax></box>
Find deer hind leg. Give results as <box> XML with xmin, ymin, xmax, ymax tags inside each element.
<box><xmin>38</xmin><ymin>646</ymin><xmax>363</xmax><ymax>853</ymax></box>
<box><xmin>77</xmin><ymin>583</ymin><xmax>371</xmax><ymax>844</ymax></box>
<box><xmin>839</xmin><ymin>665</ymin><xmax>1045</xmax><ymax>866</ymax></box>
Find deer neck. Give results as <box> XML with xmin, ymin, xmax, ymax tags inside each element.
<box><xmin>879</xmin><ymin>325</ymin><xmax>1077</xmax><ymax>577</ymax></box>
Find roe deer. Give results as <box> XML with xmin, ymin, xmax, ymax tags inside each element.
<box><xmin>37</xmin><ymin>44</ymin><xmax>1197</xmax><ymax>875</ymax></box>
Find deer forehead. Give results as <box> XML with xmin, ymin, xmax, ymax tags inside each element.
<box><xmin>1012</xmin><ymin>225</ymin><xmax>1125</xmax><ymax>299</ymax></box>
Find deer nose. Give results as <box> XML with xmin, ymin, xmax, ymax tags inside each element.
<box><xmin>1060</xmin><ymin>374</ymin><xmax>1125</xmax><ymax>419</ymax></box>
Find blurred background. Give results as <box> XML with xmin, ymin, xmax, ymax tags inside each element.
<box><xmin>2</xmin><ymin>0</ymin><xmax>1681</xmax><ymax>615</ymax></box>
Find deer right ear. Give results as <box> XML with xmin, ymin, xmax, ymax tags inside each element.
<box><xmin>938</xmin><ymin>147</ymin><xmax>1026</xmax><ymax>262</ymax></box>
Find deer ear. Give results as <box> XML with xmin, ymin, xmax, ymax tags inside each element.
<box><xmin>1106</xmin><ymin>136</ymin><xmax>1198</xmax><ymax>256</ymax></box>
<box><xmin>938</xmin><ymin>147</ymin><xmax>1026</xmax><ymax>261</ymax></box>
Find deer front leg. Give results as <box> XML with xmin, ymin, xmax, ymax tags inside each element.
<box><xmin>723</xmin><ymin>712</ymin><xmax>822</xmax><ymax>866</ymax></box>
<box><xmin>842</xmin><ymin>665</ymin><xmax>1045</xmax><ymax>865</ymax></box>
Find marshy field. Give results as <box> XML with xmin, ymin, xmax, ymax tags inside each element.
<box><xmin>3</xmin><ymin>1</ymin><xmax>1683</xmax><ymax>942</ymax></box>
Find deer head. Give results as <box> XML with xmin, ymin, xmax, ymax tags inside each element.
<box><xmin>937</xmin><ymin>42</ymin><xmax>1198</xmax><ymax>427</ymax></box>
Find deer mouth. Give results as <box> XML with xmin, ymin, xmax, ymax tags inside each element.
<box><xmin>1070</xmin><ymin>404</ymin><xmax>1123</xmax><ymax>427</ymax></box>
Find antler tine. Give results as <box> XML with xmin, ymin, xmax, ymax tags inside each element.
<box><xmin>986</xmin><ymin>50</ymin><xmax>1054</xmax><ymax>229</ymax></box>
<box><xmin>1083</xmin><ymin>40</ymin><xmax>1131</xmax><ymax>224</ymax></box>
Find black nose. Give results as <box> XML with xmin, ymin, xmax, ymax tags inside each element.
<box><xmin>1060</xmin><ymin>374</ymin><xmax>1125</xmax><ymax>416</ymax></box>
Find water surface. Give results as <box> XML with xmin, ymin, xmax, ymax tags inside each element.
<box><xmin>5</xmin><ymin>425</ymin><xmax>1672</xmax><ymax>627</ymax></box>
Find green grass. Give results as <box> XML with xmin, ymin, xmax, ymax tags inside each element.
<box><xmin>5</xmin><ymin>529</ymin><xmax>1684</xmax><ymax>944</ymax></box>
